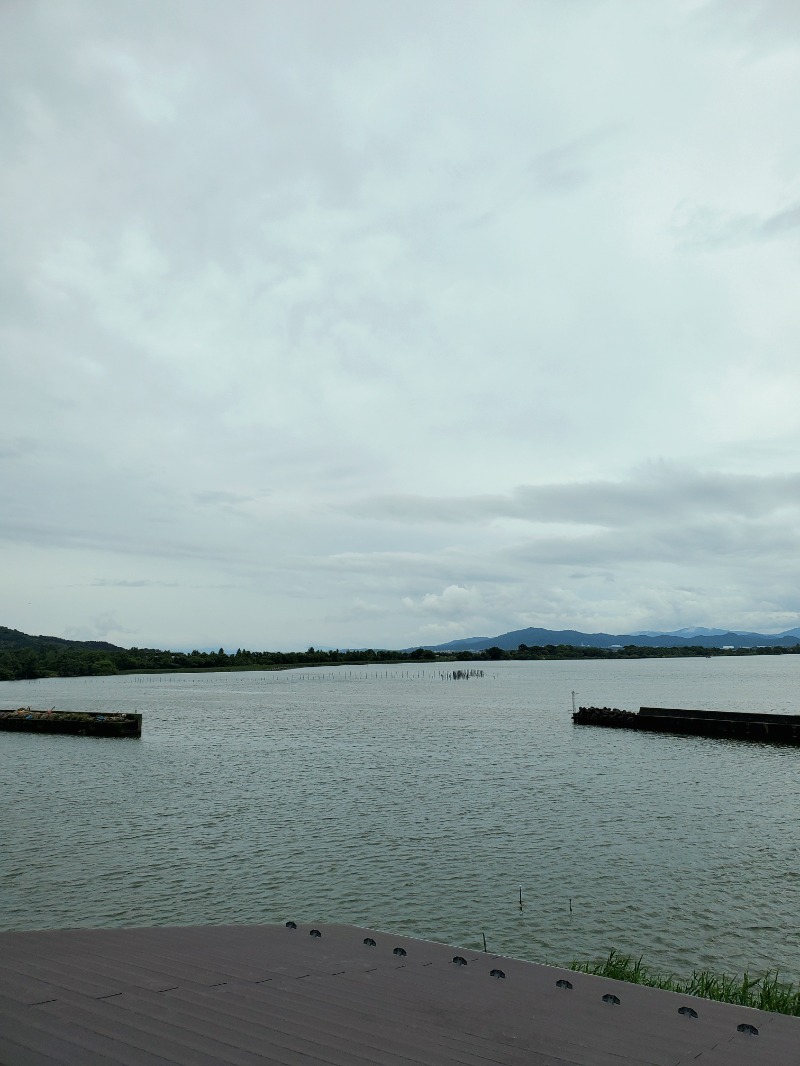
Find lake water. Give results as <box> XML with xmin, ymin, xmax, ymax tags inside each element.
<box><xmin>2</xmin><ymin>657</ymin><xmax>799</xmax><ymax>980</ymax></box>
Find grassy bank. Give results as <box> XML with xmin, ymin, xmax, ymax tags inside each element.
<box><xmin>570</xmin><ymin>950</ymin><xmax>800</xmax><ymax>1015</ymax></box>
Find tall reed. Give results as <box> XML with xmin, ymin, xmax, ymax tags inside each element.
<box><xmin>570</xmin><ymin>950</ymin><xmax>800</xmax><ymax>1016</ymax></box>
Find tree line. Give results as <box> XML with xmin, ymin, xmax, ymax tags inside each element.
<box><xmin>0</xmin><ymin>640</ymin><xmax>798</xmax><ymax>681</ymax></box>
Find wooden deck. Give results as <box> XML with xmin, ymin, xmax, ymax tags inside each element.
<box><xmin>0</xmin><ymin>922</ymin><xmax>795</xmax><ymax>1064</ymax></box>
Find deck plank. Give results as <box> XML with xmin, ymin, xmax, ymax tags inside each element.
<box><xmin>0</xmin><ymin>923</ymin><xmax>796</xmax><ymax>1065</ymax></box>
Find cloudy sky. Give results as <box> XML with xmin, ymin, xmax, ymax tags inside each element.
<box><xmin>2</xmin><ymin>0</ymin><xmax>799</xmax><ymax>651</ymax></box>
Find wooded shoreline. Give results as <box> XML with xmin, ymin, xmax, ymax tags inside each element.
<box><xmin>1</xmin><ymin>636</ymin><xmax>798</xmax><ymax>681</ymax></box>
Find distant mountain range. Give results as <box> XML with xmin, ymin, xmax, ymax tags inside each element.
<box><xmin>4</xmin><ymin>622</ymin><xmax>800</xmax><ymax>659</ymax></box>
<box><xmin>423</xmin><ymin>625</ymin><xmax>800</xmax><ymax>652</ymax></box>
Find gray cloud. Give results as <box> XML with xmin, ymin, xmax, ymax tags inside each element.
<box><xmin>698</xmin><ymin>0</ymin><xmax>800</xmax><ymax>47</ymax></box>
<box><xmin>462</xmin><ymin>127</ymin><xmax>618</xmax><ymax>229</ymax></box>
<box><xmin>761</xmin><ymin>204</ymin><xmax>800</xmax><ymax>238</ymax></box>
<box><xmin>75</xmin><ymin>579</ymin><xmax>183</xmax><ymax>589</ymax></box>
<box><xmin>0</xmin><ymin>436</ymin><xmax>38</xmax><ymax>460</ymax></box>
<box><xmin>344</xmin><ymin>470</ymin><xmax>800</xmax><ymax>528</ymax></box>
<box><xmin>62</xmin><ymin>613</ymin><xmax>137</xmax><ymax>642</ymax></box>
<box><xmin>673</xmin><ymin>201</ymin><xmax>800</xmax><ymax>249</ymax></box>
<box><xmin>507</xmin><ymin>518</ymin><xmax>800</xmax><ymax>569</ymax></box>
<box><xmin>1</xmin><ymin>1</ymin><xmax>799</xmax><ymax>648</ymax></box>
<box><xmin>192</xmin><ymin>490</ymin><xmax>262</xmax><ymax>508</ymax></box>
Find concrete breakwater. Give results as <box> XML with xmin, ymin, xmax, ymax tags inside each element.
<box><xmin>0</xmin><ymin>708</ymin><xmax>142</xmax><ymax>738</ymax></box>
<box><xmin>573</xmin><ymin>705</ymin><xmax>800</xmax><ymax>744</ymax></box>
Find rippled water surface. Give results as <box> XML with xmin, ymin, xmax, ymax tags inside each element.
<box><xmin>2</xmin><ymin>657</ymin><xmax>800</xmax><ymax>978</ymax></box>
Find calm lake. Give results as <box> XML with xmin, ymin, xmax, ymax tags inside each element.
<box><xmin>2</xmin><ymin>657</ymin><xmax>799</xmax><ymax>980</ymax></box>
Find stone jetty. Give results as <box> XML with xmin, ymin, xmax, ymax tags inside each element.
<box><xmin>0</xmin><ymin>709</ymin><xmax>142</xmax><ymax>738</ymax></box>
<box><xmin>573</xmin><ymin>705</ymin><xmax>800</xmax><ymax>744</ymax></box>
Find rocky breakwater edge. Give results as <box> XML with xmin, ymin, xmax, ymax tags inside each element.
<box><xmin>0</xmin><ymin>708</ymin><xmax>142</xmax><ymax>738</ymax></box>
<box><xmin>573</xmin><ymin>705</ymin><xmax>800</xmax><ymax>744</ymax></box>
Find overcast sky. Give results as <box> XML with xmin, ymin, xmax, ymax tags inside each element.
<box><xmin>2</xmin><ymin>0</ymin><xmax>799</xmax><ymax>651</ymax></box>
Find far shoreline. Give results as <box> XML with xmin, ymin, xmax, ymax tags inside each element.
<box><xmin>2</xmin><ymin>640</ymin><xmax>799</xmax><ymax>682</ymax></box>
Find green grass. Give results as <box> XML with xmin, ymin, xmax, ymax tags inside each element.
<box><xmin>570</xmin><ymin>950</ymin><xmax>800</xmax><ymax>1016</ymax></box>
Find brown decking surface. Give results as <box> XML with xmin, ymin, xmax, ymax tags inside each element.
<box><xmin>0</xmin><ymin>922</ymin><xmax>796</xmax><ymax>1064</ymax></box>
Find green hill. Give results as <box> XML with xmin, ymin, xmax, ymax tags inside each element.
<box><xmin>0</xmin><ymin>626</ymin><xmax>120</xmax><ymax>652</ymax></box>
